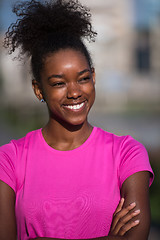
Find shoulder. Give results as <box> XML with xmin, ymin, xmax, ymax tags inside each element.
<box><xmin>95</xmin><ymin>127</ymin><xmax>139</xmax><ymax>149</ymax></box>
<box><xmin>0</xmin><ymin>129</ymin><xmax>41</xmax><ymax>192</ymax></box>
<box><xmin>0</xmin><ymin>129</ymin><xmax>41</xmax><ymax>157</ymax></box>
<box><xmin>94</xmin><ymin>127</ymin><xmax>154</xmax><ymax>186</ymax></box>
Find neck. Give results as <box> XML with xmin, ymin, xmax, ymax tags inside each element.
<box><xmin>42</xmin><ymin>118</ymin><xmax>93</xmax><ymax>151</ymax></box>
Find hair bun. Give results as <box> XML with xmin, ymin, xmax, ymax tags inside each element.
<box><xmin>4</xmin><ymin>0</ymin><xmax>97</xmax><ymax>56</ymax></box>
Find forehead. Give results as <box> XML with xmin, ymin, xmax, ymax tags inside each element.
<box><xmin>43</xmin><ymin>49</ymin><xmax>89</xmax><ymax>72</ymax></box>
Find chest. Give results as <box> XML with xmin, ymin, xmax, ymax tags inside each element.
<box><xmin>15</xmin><ymin>146</ymin><xmax>120</xmax><ymax>239</ymax></box>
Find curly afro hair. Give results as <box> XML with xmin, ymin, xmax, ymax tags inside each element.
<box><xmin>4</xmin><ymin>0</ymin><xmax>97</xmax><ymax>82</ymax></box>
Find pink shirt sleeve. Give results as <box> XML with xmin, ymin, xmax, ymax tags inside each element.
<box><xmin>0</xmin><ymin>142</ymin><xmax>17</xmax><ymax>192</ymax></box>
<box><xmin>118</xmin><ymin>135</ymin><xmax>154</xmax><ymax>188</ymax></box>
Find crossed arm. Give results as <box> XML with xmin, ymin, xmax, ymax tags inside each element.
<box><xmin>0</xmin><ymin>171</ymin><xmax>151</xmax><ymax>240</ymax></box>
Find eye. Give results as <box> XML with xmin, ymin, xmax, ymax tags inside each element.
<box><xmin>50</xmin><ymin>82</ymin><xmax>65</xmax><ymax>87</ymax></box>
<box><xmin>79</xmin><ymin>76</ymin><xmax>91</xmax><ymax>83</ymax></box>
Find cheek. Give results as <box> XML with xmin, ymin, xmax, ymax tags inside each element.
<box><xmin>43</xmin><ymin>88</ymin><xmax>66</xmax><ymax>102</ymax></box>
<box><xmin>84</xmin><ymin>83</ymin><xmax>95</xmax><ymax>99</ymax></box>
<box><xmin>91</xmin><ymin>88</ymin><xmax>96</xmax><ymax>104</ymax></box>
<box><xmin>90</xmin><ymin>84</ymin><xmax>96</xmax><ymax>104</ymax></box>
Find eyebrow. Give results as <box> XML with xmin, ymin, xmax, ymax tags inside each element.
<box><xmin>78</xmin><ymin>69</ymin><xmax>91</xmax><ymax>75</ymax></box>
<box><xmin>48</xmin><ymin>74</ymin><xmax>64</xmax><ymax>80</ymax></box>
<box><xmin>47</xmin><ymin>69</ymin><xmax>91</xmax><ymax>81</ymax></box>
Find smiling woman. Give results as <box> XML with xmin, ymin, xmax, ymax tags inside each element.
<box><xmin>33</xmin><ymin>49</ymin><xmax>95</xmax><ymax>129</ymax></box>
<box><xmin>0</xmin><ymin>1</ymin><xmax>154</xmax><ymax>240</ymax></box>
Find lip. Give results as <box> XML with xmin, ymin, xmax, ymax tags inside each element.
<box><xmin>63</xmin><ymin>100</ymin><xmax>86</xmax><ymax>106</ymax></box>
<box><xmin>62</xmin><ymin>100</ymin><xmax>87</xmax><ymax>112</ymax></box>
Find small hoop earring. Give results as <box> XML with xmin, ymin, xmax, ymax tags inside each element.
<box><xmin>40</xmin><ymin>99</ymin><xmax>45</xmax><ymax>103</ymax></box>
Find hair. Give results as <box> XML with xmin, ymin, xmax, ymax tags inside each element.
<box><xmin>4</xmin><ymin>0</ymin><xmax>97</xmax><ymax>82</ymax></box>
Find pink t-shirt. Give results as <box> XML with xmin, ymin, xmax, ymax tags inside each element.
<box><xmin>0</xmin><ymin>127</ymin><xmax>153</xmax><ymax>240</ymax></box>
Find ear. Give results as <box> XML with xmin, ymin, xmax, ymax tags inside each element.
<box><xmin>32</xmin><ymin>80</ymin><xmax>44</xmax><ymax>101</ymax></box>
<box><xmin>91</xmin><ymin>68</ymin><xmax>96</xmax><ymax>85</ymax></box>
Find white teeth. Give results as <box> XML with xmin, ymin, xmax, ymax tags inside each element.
<box><xmin>65</xmin><ymin>102</ymin><xmax>85</xmax><ymax>110</ymax></box>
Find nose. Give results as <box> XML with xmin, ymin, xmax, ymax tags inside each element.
<box><xmin>67</xmin><ymin>82</ymin><xmax>82</xmax><ymax>99</ymax></box>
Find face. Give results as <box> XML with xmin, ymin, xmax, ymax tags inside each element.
<box><xmin>33</xmin><ymin>48</ymin><xmax>95</xmax><ymax>127</ymax></box>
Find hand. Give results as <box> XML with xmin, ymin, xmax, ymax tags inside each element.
<box><xmin>109</xmin><ymin>198</ymin><xmax>140</xmax><ymax>237</ymax></box>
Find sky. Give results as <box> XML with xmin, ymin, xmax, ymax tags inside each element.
<box><xmin>0</xmin><ymin>0</ymin><xmax>26</xmax><ymax>32</ymax></box>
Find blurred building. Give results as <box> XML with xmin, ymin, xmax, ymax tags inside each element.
<box><xmin>0</xmin><ymin>0</ymin><xmax>160</xmax><ymax>110</ymax></box>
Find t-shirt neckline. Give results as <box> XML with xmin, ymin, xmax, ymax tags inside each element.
<box><xmin>38</xmin><ymin>126</ymin><xmax>97</xmax><ymax>154</ymax></box>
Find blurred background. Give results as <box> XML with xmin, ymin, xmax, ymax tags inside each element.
<box><xmin>0</xmin><ymin>0</ymin><xmax>160</xmax><ymax>238</ymax></box>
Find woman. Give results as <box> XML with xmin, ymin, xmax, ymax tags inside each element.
<box><xmin>0</xmin><ymin>0</ymin><xmax>153</xmax><ymax>240</ymax></box>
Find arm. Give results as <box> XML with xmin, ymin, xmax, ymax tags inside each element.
<box><xmin>0</xmin><ymin>180</ymin><xmax>17</xmax><ymax>240</ymax></box>
<box><xmin>32</xmin><ymin>204</ymin><xmax>138</xmax><ymax>240</ymax></box>
<box><xmin>106</xmin><ymin>171</ymin><xmax>151</xmax><ymax>240</ymax></box>
<box><xmin>32</xmin><ymin>171</ymin><xmax>151</xmax><ymax>240</ymax></box>
<box><xmin>0</xmin><ymin>179</ymin><xmax>140</xmax><ymax>240</ymax></box>
<box><xmin>119</xmin><ymin>171</ymin><xmax>151</xmax><ymax>240</ymax></box>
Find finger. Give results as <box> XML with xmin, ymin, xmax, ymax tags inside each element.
<box><xmin>110</xmin><ymin>202</ymin><xmax>136</xmax><ymax>232</ymax></box>
<box><xmin>112</xmin><ymin>209</ymin><xmax>140</xmax><ymax>235</ymax></box>
<box><xmin>119</xmin><ymin>219</ymin><xmax>140</xmax><ymax>236</ymax></box>
<box><xmin>113</xmin><ymin>198</ymin><xmax>125</xmax><ymax>216</ymax></box>
<box><xmin>120</xmin><ymin>209</ymin><xmax>140</xmax><ymax>225</ymax></box>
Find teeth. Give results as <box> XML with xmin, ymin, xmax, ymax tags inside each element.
<box><xmin>65</xmin><ymin>102</ymin><xmax>85</xmax><ymax>110</ymax></box>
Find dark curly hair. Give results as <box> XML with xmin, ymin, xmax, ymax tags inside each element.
<box><xmin>4</xmin><ymin>0</ymin><xmax>97</xmax><ymax>82</ymax></box>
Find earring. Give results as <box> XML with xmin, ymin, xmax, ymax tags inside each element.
<box><xmin>40</xmin><ymin>99</ymin><xmax>45</xmax><ymax>103</ymax></box>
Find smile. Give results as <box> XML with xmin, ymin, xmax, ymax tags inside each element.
<box><xmin>63</xmin><ymin>102</ymin><xmax>85</xmax><ymax>110</ymax></box>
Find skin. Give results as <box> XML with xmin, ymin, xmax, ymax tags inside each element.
<box><xmin>33</xmin><ymin>49</ymin><xmax>96</xmax><ymax>151</ymax></box>
<box><xmin>0</xmin><ymin>48</ymin><xmax>151</xmax><ymax>240</ymax></box>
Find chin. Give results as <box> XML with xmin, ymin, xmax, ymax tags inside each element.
<box><xmin>61</xmin><ymin>117</ymin><xmax>88</xmax><ymax>130</ymax></box>
<box><xmin>66</xmin><ymin>119</ymin><xmax>86</xmax><ymax>127</ymax></box>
